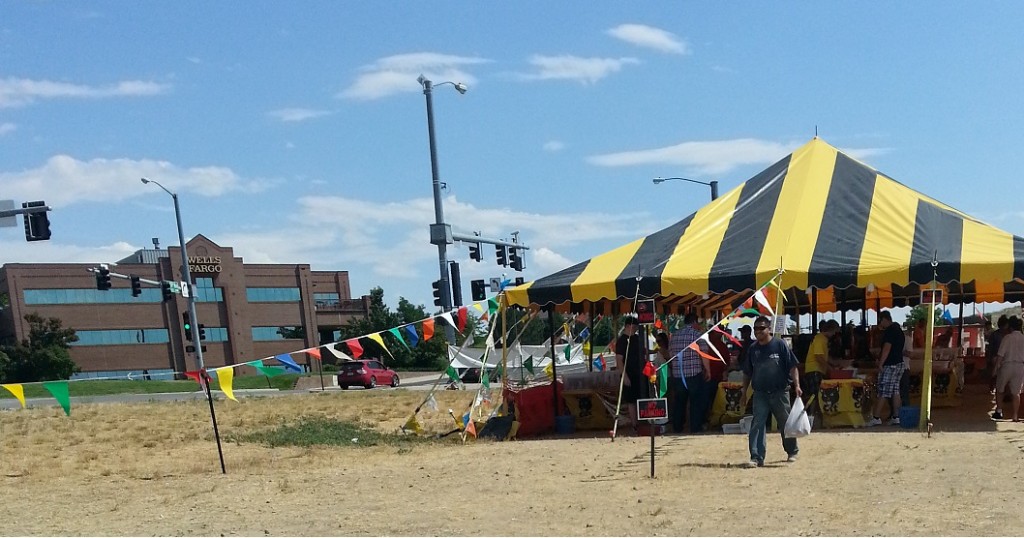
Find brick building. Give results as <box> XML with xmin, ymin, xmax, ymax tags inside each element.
<box><xmin>0</xmin><ymin>235</ymin><xmax>369</xmax><ymax>377</ymax></box>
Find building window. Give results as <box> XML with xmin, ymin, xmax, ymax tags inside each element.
<box><xmin>252</xmin><ymin>326</ymin><xmax>305</xmax><ymax>341</ymax></box>
<box><xmin>199</xmin><ymin>327</ymin><xmax>229</xmax><ymax>342</ymax></box>
<box><xmin>25</xmin><ymin>288</ymin><xmax>164</xmax><ymax>304</ymax></box>
<box><xmin>71</xmin><ymin>329</ymin><xmax>170</xmax><ymax>346</ymax></box>
<box><xmin>193</xmin><ymin>278</ymin><xmax>224</xmax><ymax>303</ymax></box>
<box><xmin>246</xmin><ymin>287</ymin><xmax>301</xmax><ymax>302</ymax></box>
<box><xmin>314</xmin><ymin>292</ymin><xmax>341</xmax><ymax>309</ymax></box>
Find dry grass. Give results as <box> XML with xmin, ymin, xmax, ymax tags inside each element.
<box><xmin>2</xmin><ymin>387</ymin><xmax>1024</xmax><ymax>536</ymax></box>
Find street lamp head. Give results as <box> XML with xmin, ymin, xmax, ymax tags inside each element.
<box><xmin>140</xmin><ymin>177</ymin><xmax>150</xmax><ymax>184</ymax></box>
<box><xmin>417</xmin><ymin>74</ymin><xmax>428</xmax><ymax>87</ymax></box>
<box><xmin>453</xmin><ymin>82</ymin><xmax>468</xmax><ymax>94</ymax></box>
<box><xmin>652</xmin><ymin>177</ymin><xmax>666</xmax><ymax>184</ymax></box>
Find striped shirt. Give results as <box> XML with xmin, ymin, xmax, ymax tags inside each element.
<box><xmin>669</xmin><ymin>324</ymin><xmax>706</xmax><ymax>379</ymax></box>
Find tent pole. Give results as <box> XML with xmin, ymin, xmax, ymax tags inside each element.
<box><xmin>548</xmin><ymin>307</ymin><xmax>559</xmax><ymax>426</ymax></box>
<box><xmin>811</xmin><ymin>288</ymin><xmax>818</xmax><ymax>334</ymax></box>
<box><xmin>501</xmin><ymin>294</ymin><xmax>508</xmax><ymax>416</ymax></box>
<box><xmin>588</xmin><ymin>302</ymin><xmax>596</xmax><ymax>372</ymax></box>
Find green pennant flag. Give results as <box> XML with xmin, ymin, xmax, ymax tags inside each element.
<box><xmin>388</xmin><ymin>327</ymin><xmax>411</xmax><ymax>351</ymax></box>
<box><xmin>42</xmin><ymin>381</ymin><xmax>71</xmax><ymax>416</ymax></box>
<box><xmin>445</xmin><ymin>365</ymin><xmax>460</xmax><ymax>383</ymax></box>
<box><xmin>481</xmin><ymin>369</ymin><xmax>490</xmax><ymax>388</ymax></box>
<box><xmin>255</xmin><ymin>365</ymin><xmax>287</xmax><ymax>377</ymax></box>
<box><xmin>563</xmin><ymin>344</ymin><xmax>571</xmax><ymax>362</ymax></box>
<box><xmin>656</xmin><ymin>365</ymin><xmax>669</xmax><ymax>398</ymax></box>
<box><xmin>488</xmin><ymin>298</ymin><xmax>499</xmax><ymax>317</ymax></box>
<box><xmin>524</xmin><ymin>356</ymin><xmax>534</xmax><ymax>375</ymax></box>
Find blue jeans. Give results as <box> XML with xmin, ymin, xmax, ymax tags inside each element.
<box><xmin>748</xmin><ymin>389</ymin><xmax>798</xmax><ymax>463</ymax></box>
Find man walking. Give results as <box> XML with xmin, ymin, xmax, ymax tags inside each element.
<box><xmin>668</xmin><ymin>313</ymin><xmax>711</xmax><ymax>433</ymax></box>
<box><xmin>741</xmin><ymin>316</ymin><xmax>801</xmax><ymax>467</ymax></box>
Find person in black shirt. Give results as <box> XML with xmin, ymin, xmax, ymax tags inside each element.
<box><xmin>616</xmin><ymin>316</ymin><xmax>645</xmax><ymax>432</ymax></box>
<box><xmin>868</xmin><ymin>310</ymin><xmax>906</xmax><ymax>426</ymax></box>
<box><xmin>740</xmin><ymin>316</ymin><xmax>802</xmax><ymax>467</ymax></box>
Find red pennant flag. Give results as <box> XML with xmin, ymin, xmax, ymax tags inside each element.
<box><xmin>457</xmin><ymin>307</ymin><xmax>468</xmax><ymax>332</ymax></box>
<box><xmin>305</xmin><ymin>348</ymin><xmax>322</xmax><ymax>361</ymax></box>
<box><xmin>184</xmin><ymin>370</ymin><xmax>203</xmax><ymax>385</ymax></box>
<box><xmin>713</xmin><ymin>325</ymin><xmax>742</xmax><ymax>347</ymax></box>
<box><xmin>423</xmin><ymin>319</ymin><xmax>435</xmax><ymax>341</ymax></box>
<box><xmin>346</xmin><ymin>338</ymin><xmax>364</xmax><ymax>358</ymax></box>
<box><xmin>654</xmin><ymin>318</ymin><xmax>664</xmax><ymax>330</ymax></box>
<box><xmin>642</xmin><ymin>360</ymin><xmax>656</xmax><ymax>377</ymax></box>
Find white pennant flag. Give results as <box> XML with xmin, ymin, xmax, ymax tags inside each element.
<box><xmin>425</xmin><ymin>394</ymin><xmax>438</xmax><ymax>412</ymax></box>
<box><xmin>325</xmin><ymin>345</ymin><xmax>354</xmax><ymax>361</ymax></box>
<box><xmin>753</xmin><ymin>289</ymin><xmax>775</xmax><ymax>315</ymax></box>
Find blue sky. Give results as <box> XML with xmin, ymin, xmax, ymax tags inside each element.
<box><xmin>2</xmin><ymin>2</ymin><xmax>1024</xmax><ymax>314</ymax></box>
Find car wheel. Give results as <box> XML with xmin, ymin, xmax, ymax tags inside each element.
<box><xmin>366</xmin><ymin>376</ymin><xmax>377</xmax><ymax>389</ymax></box>
<box><xmin>340</xmin><ymin>385</ymin><xmax>349</xmax><ymax>390</ymax></box>
<box><xmin>391</xmin><ymin>374</ymin><xmax>400</xmax><ymax>388</ymax></box>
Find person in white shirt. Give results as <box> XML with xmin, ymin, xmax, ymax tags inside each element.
<box><xmin>993</xmin><ymin>316</ymin><xmax>1024</xmax><ymax>421</ymax></box>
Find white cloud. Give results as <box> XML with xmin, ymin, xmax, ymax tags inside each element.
<box><xmin>0</xmin><ymin>155</ymin><xmax>272</xmax><ymax>207</ymax></box>
<box><xmin>268</xmin><ymin>107</ymin><xmax>332</xmax><ymax>122</ymax></box>
<box><xmin>0</xmin><ymin>77</ymin><xmax>170</xmax><ymax>108</ymax></box>
<box><xmin>607</xmin><ymin>24</ymin><xmax>688</xmax><ymax>54</ymax></box>
<box><xmin>0</xmin><ymin>122</ymin><xmax>15</xmax><ymax>136</ymax></box>
<box><xmin>518</xmin><ymin>55</ymin><xmax>640</xmax><ymax>85</ymax></box>
<box><xmin>543</xmin><ymin>140</ymin><xmax>565</xmax><ymax>152</ymax></box>
<box><xmin>588</xmin><ymin>138</ymin><xmax>800</xmax><ymax>174</ymax></box>
<box><xmin>338</xmin><ymin>52</ymin><xmax>489</xmax><ymax>100</ymax></box>
<box><xmin>0</xmin><ymin>239</ymin><xmax>141</xmax><ymax>265</ymax></box>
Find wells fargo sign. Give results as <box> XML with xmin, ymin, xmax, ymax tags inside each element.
<box><xmin>188</xmin><ymin>256</ymin><xmax>222</xmax><ymax>273</ymax></box>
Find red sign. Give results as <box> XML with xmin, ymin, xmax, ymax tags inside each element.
<box><xmin>636</xmin><ymin>299</ymin><xmax>656</xmax><ymax>324</ymax></box>
<box><xmin>636</xmin><ymin>398</ymin><xmax>668</xmax><ymax>421</ymax></box>
<box><xmin>920</xmin><ymin>289</ymin><xmax>943</xmax><ymax>305</ymax></box>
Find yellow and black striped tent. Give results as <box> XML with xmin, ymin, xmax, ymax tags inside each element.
<box><xmin>507</xmin><ymin>138</ymin><xmax>1024</xmax><ymax>314</ymax></box>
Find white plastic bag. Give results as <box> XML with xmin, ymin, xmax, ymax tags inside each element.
<box><xmin>784</xmin><ymin>396</ymin><xmax>812</xmax><ymax>438</ymax></box>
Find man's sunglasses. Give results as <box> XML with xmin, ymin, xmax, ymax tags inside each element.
<box><xmin>753</xmin><ymin>326</ymin><xmax>769</xmax><ymax>331</ymax></box>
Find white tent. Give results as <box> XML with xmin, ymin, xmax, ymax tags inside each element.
<box><xmin>447</xmin><ymin>343</ymin><xmax>609</xmax><ymax>380</ymax></box>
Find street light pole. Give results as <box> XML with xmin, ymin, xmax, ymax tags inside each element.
<box><xmin>141</xmin><ymin>177</ymin><xmax>204</xmax><ymax>371</ymax></box>
<box><xmin>652</xmin><ymin>177</ymin><xmax>719</xmax><ymax>200</ymax></box>
<box><xmin>419</xmin><ymin>74</ymin><xmax>466</xmax><ymax>343</ymax></box>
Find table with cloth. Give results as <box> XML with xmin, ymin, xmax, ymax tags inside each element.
<box><xmin>817</xmin><ymin>378</ymin><xmax>867</xmax><ymax>428</ymax></box>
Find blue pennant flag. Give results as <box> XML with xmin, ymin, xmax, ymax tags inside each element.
<box><xmin>942</xmin><ymin>308</ymin><xmax>954</xmax><ymax>324</ymax></box>
<box><xmin>404</xmin><ymin>325</ymin><xmax>420</xmax><ymax>348</ymax></box>
<box><xmin>579</xmin><ymin>327</ymin><xmax>591</xmax><ymax>341</ymax></box>
<box><xmin>275</xmin><ymin>353</ymin><xmax>303</xmax><ymax>373</ymax></box>
<box><xmin>593</xmin><ymin>355</ymin><xmax>604</xmax><ymax>371</ymax></box>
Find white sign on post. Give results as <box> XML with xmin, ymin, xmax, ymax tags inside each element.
<box><xmin>180</xmin><ymin>282</ymin><xmax>190</xmax><ymax>298</ymax></box>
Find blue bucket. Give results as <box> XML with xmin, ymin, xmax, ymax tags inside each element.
<box><xmin>898</xmin><ymin>406</ymin><xmax>919</xmax><ymax>429</ymax></box>
<box><xmin>554</xmin><ymin>415</ymin><xmax>576</xmax><ymax>434</ymax></box>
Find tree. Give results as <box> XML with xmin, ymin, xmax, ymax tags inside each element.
<box><xmin>903</xmin><ymin>304</ymin><xmax>943</xmax><ymax>330</ymax></box>
<box><xmin>0</xmin><ymin>313</ymin><xmax>80</xmax><ymax>383</ymax></box>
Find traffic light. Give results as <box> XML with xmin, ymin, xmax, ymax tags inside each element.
<box><xmin>471</xmin><ymin>279</ymin><xmax>487</xmax><ymax>301</ymax></box>
<box><xmin>449</xmin><ymin>261</ymin><xmax>463</xmax><ymax>307</ymax></box>
<box><xmin>496</xmin><ymin>244</ymin><xmax>508</xmax><ymax>267</ymax></box>
<box><xmin>468</xmin><ymin>242</ymin><xmax>482</xmax><ymax>262</ymax></box>
<box><xmin>130</xmin><ymin>275</ymin><xmax>142</xmax><ymax>297</ymax></box>
<box><xmin>431</xmin><ymin>279</ymin><xmax>444</xmax><ymax>307</ymax></box>
<box><xmin>22</xmin><ymin>201</ymin><xmax>51</xmax><ymax>242</ymax></box>
<box><xmin>509</xmin><ymin>248</ymin><xmax>524</xmax><ymax>272</ymax></box>
<box><xmin>198</xmin><ymin>324</ymin><xmax>207</xmax><ymax>341</ymax></box>
<box><xmin>161</xmin><ymin>281</ymin><xmax>174</xmax><ymax>302</ymax></box>
<box><xmin>515</xmin><ymin>277</ymin><xmax>525</xmax><ymax>286</ymax></box>
<box><xmin>96</xmin><ymin>266</ymin><xmax>111</xmax><ymax>291</ymax></box>
<box><xmin>182</xmin><ymin>312</ymin><xmax>193</xmax><ymax>341</ymax></box>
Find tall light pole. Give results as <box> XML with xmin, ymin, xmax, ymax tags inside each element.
<box><xmin>652</xmin><ymin>176</ymin><xmax>719</xmax><ymax>200</ymax></box>
<box><xmin>141</xmin><ymin>177</ymin><xmax>204</xmax><ymax>371</ymax></box>
<box><xmin>419</xmin><ymin>74</ymin><xmax>467</xmax><ymax>343</ymax></box>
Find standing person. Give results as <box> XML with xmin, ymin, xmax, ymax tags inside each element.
<box><xmin>804</xmin><ymin>320</ymin><xmax>835</xmax><ymax>424</ymax></box>
<box><xmin>740</xmin><ymin>316</ymin><xmax>801</xmax><ymax>467</ymax></box>
<box><xmin>986</xmin><ymin>315</ymin><xmax>1009</xmax><ymax>386</ymax></box>
<box><xmin>868</xmin><ymin>310</ymin><xmax>906</xmax><ymax>426</ymax></box>
<box><xmin>616</xmin><ymin>316</ymin><xmax>645</xmax><ymax>432</ymax></box>
<box><xmin>992</xmin><ymin>316</ymin><xmax>1024</xmax><ymax>421</ymax></box>
<box><xmin>668</xmin><ymin>313</ymin><xmax>712</xmax><ymax>433</ymax></box>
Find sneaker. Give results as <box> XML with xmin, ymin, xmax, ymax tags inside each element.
<box><xmin>888</xmin><ymin>417</ymin><xmax>900</xmax><ymax>426</ymax></box>
<box><xmin>743</xmin><ymin>459</ymin><xmax>761</xmax><ymax>468</ymax></box>
<box><xmin>866</xmin><ymin>417</ymin><xmax>883</xmax><ymax>427</ymax></box>
<box><xmin>786</xmin><ymin>453</ymin><xmax>798</xmax><ymax>463</ymax></box>
<box><xmin>992</xmin><ymin>410</ymin><xmax>1004</xmax><ymax>420</ymax></box>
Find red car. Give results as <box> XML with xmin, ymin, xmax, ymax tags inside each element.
<box><xmin>337</xmin><ymin>359</ymin><xmax>399</xmax><ymax>389</ymax></box>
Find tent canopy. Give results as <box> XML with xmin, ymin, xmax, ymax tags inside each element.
<box><xmin>508</xmin><ymin>138</ymin><xmax>1024</xmax><ymax>314</ymax></box>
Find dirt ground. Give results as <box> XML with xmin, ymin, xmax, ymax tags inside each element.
<box><xmin>1</xmin><ymin>384</ymin><xmax>1023</xmax><ymax>536</ymax></box>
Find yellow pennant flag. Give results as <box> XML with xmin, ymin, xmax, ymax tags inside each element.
<box><xmin>403</xmin><ymin>414</ymin><xmax>424</xmax><ymax>435</ymax></box>
<box><xmin>216</xmin><ymin>367</ymin><xmax>237</xmax><ymax>402</ymax></box>
<box><xmin>1</xmin><ymin>383</ymin><xmax>26</xmax><ymax>409</ymax></box>
<box><xmin>543</xmin><ymin>361</ymin><xmax>554</xmax><ymax>378</ymax></box>
<box><xmin>367</xmin><ymin>333</ymin><xmax>392</xmax><ymax>358</ymax></box>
